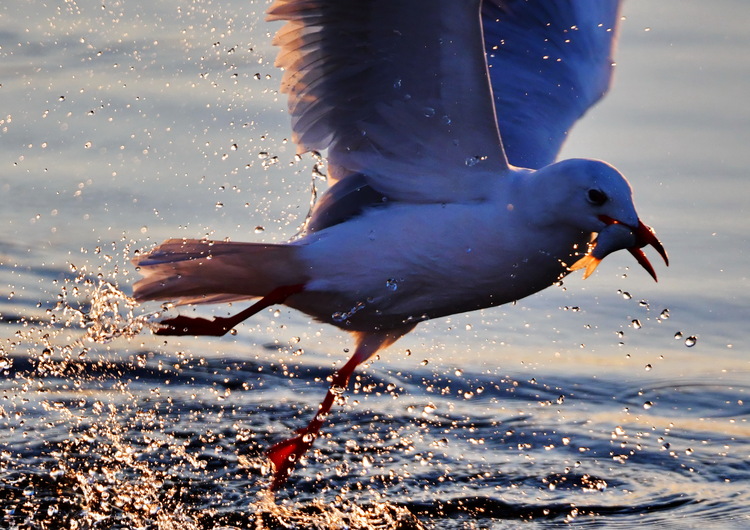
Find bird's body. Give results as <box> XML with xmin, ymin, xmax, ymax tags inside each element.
<box><xmin>291</xmin><ymin>167</ymin><xmax>588</xmax><ymax>330</ymax></box>
<box><xmin>133</xmin><ymin>0</ymin><xmax>668</xmax><ymax>490</ymax></box>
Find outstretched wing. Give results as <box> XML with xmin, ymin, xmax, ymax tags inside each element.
<box><xmin>268</xmin><ymin>0</ymin><xmax>509</xmax><ymax>203</ymax></box>
<box><xmin>482</xmin><ymin>0</ymin><xmax>621</xmax><ymax>169</ymax></box>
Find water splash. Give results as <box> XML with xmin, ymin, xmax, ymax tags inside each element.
<box><xmin>57</xmin><ymin>279</ymin><xmax>160</xmax><ymax>345</ymax></box>
<box><xmin>293</xmin><ymin>151</ymin><xmax>328</xmax><ymax>239</ymax></box>
<box><xmin>246</xmin><ymin>497</ymin><xmax>423</xmax><ymax>529</ymax></box>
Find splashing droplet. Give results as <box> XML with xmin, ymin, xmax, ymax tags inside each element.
<box><xmin>464</xmin><ymin>155</ymin><xmax>487</xmax><ymax>167</ymax></box>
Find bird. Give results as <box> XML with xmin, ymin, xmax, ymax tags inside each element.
<box><xmin>131</xmin><ymin>0</ymin><xmax>668</xmax><ymax>490</ymax></box>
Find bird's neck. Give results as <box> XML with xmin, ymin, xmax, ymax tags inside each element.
<box><xmin>510</xmin><ymin>167</ymin><xmax>570</xmax><ymax>229</ymax></box>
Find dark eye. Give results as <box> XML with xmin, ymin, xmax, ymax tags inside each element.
<box><xmin>587</xmin><ymin>188</ymin><xmax>608</xmax><ymax>206</ymax></box>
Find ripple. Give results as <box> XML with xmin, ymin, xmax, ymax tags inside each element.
<box><xmin>3</xmin><ymin>339</ymin><xmax>750</xmax><ymax>528</ymax></box>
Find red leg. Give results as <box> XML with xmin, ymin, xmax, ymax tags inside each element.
<box><xmin>266</xmin><ymin>354</ymin><xmax>359</xmax><ymax>491</ymax></box>
<box><xmin>154</xmin><ymin>284</ymin><xmax>304</xmax><ymax>336</ymax></box>
<box><xmin>266</xmin><ymin>328</ymin><xmax>413</xmax><ymax>491</ymax></box>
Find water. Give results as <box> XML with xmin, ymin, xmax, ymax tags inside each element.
<box><xmin>2</xmin><ymin>0</ymin><xmax>750</xmax><ymax>527</ymax></box>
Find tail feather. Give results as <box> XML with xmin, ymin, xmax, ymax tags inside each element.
<box><xmin>132</xmin><ymin>238</ymin><xmax>307</xmax><ymax>305</ymax></box>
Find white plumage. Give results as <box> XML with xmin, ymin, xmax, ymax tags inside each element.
<box><xmin>133</xmin><ymin>0</ymin><xmax>667</xmax><ymax>490</ymax></box>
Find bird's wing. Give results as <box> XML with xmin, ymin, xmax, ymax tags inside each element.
<box><xmin>482</xmin><ymin>0</ymin><xmax>622</xmax><ymax>169</ymax></box>
<box><xmin>268</xmin><ymin>0</ymin><xmax>509</xmax><ymax>203</ymax></box>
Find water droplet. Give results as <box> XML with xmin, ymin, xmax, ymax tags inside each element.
<box><xmin>631</xmin><ymin>319</ymin><xmax>642</xmax><ymax>329</ymax></box>
<box><xmin>645</xmin><ymin>364</ymin><xmax>652</xmax><ymax>371</ymax></box>
<box><xmin>643</xmin><ymin>401</ymin><xmax>653</xmax><ymax>410</ymax></box>
<box><xmin>422</xmin><ymin>106</ymin><xmax>435</xmax><ymax>117</ymax></box>
<box><xmin>386</xmin><ymin>278</ymin><xmax>398</xmax><ymax>291</ymax></box>
<box><xmin>684</xmin><ymin>336</ymin><xmax>697</xmax><ymax>347</ymax></box>
<box><xmin>674</xmin><ymin>331</ymin><xmax>683</xmax><ymax>340</ymax></box>
<box><xmin>464</xmin><ymin>155</ymin><xmax>486</xmax><ymax>167</ymax></box>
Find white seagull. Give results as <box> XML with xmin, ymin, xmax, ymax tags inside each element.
<box><xmin>132</xmin><ymin>0</ymin><xmax>667</xmax><ymax>490</ymax></box>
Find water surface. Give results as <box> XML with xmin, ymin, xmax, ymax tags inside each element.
<box><xmin>1</xmin><ymin>0</ymin><xmax>749</xmax><ymax>528</ymax></box>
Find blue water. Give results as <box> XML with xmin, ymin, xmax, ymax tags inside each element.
<box><xmin>2</xmin><ymin>0</ymin><xmax>750</xmax><ymax>528</ymax></box>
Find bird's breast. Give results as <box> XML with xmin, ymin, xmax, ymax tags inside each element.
<box><xmin>289</xmin><ymin>202</ymin><xmax>588</xmax><ymax>331</ymax></box>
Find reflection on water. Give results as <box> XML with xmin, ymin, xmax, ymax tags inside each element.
<box><xmin>2</xmin><ymin>0</ymin><xmax>750</xmax><ymax>527</ymax></box>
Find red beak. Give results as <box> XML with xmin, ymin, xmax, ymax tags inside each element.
<box><xmin>601</xmin><ymin>215</ymin><xmax>669</xmax><ymax>281</ymax></box>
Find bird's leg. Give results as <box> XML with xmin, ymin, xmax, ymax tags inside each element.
<box><xmin>266</xmin><ymin>352</ymin><xmax>361</xmax><ymax>491</ymax></box>
<box><xmin>154</xmin><ymin>284</ymin><xmax>304</xmax><ymax>336</ymax></box>
<box><xmin>266</xmin><ymin>327</ymin><xmax>413</xmax><ymax>491</ymax></box>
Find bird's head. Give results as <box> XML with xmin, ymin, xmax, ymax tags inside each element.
<box><xmin>533</xmin><ymin>158</ymin><xmax>668</xmax><ymax>280</ymax></box>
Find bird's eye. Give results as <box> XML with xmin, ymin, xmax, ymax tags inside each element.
<box><xmin>587</xmin><ymin>189</ymin><xmax>608</xmax><ymax>206</ymax></box>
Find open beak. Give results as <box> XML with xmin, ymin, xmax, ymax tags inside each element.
<box><xmin>569</xmin><ymin>215</ymin><xmax>669</xmax><ymax>281</ymax></box>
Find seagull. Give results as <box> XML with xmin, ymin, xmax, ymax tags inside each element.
<box><xmin>132</xmin><ymin>0</ymin><xmax>667</xmax><ymax>490</ymax></box>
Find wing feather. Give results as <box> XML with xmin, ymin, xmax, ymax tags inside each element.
<box><xmin>482</xmin><ymin>0</ymin><xmax>622</xmax><ymax>168</ymax></box>
<box><xmin>268</xmin><ymin>0</ymin><xmax>508</xmax><ymax>203</ymax></box>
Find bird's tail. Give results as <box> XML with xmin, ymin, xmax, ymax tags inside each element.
<box><xmin>132</xmin><ymin>238</ymin><xmax>307</xmax><ymax>305</ymax></box>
